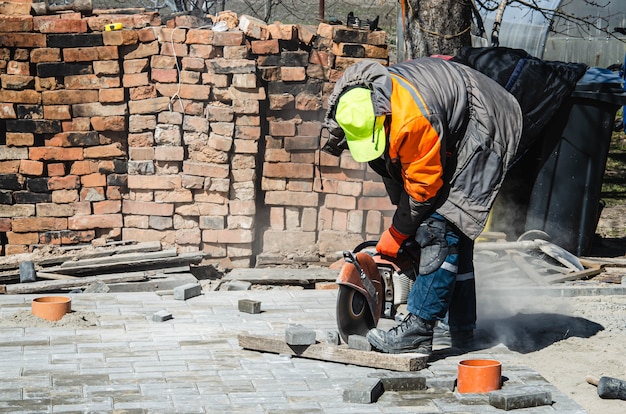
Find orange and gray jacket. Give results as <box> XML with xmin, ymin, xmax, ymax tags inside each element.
<box><xmin>323</xmin><ymin>58</ymin><xmax>523</xmax><ymax>239</ymax></box>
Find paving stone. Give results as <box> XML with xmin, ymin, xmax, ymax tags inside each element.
<box><xmin>368</xmin><ymin>371</ymin><xmax>427</xmax><ymax>391</ymax></box>
<box><xmin>152</xmin><ymin>310</ymin><xmax>173</xmax><ymax>322</ymax></box>
<box><xmin>238</xmin><ymin>299</ymin><xmax>261</xmax><ymax>314</ymax></box>
<box><xmin>173</xmin><ymin>283</ymin><xmax>201</xmax><ymax>300</ymax></box>
<box><xmin>285</xmin><ymin>324</ymin><xmax>316</xmax><ymax>345</ymax></box>
<box><xmin>489</xmin><ymin>386</ymin><xmax>552</xmax><ymax>411</ymax></box>
<box><xmin>325</xmin><ymin>330</ymin><xmax>340</xmax><ymax>345</ymax></box>
<box><xmin>342</xmin><ymin>378</ymin><xmax>384</xmax><ymax>403</ymax></box>
<box><xmin>347</xmin><ymin>334</ymin><xmax>371</xmax><ymax>351</ymax></box>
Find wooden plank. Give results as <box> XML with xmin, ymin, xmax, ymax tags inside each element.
<box><xmin>224</xmin><ymin>268</ymin><xmax>338</xmax><ymax>285</ymax></box>
<box><xmin>508</xmin><ymin>251</ymin><xmax>549</xmax><ymax>286</ymax></box>
<box><xmin>546</xmin><ymin>261</ymin><xmax>604</xmax><ymax>284</ymax></box>
<box><xmin>43</xmin><ymin>252</ymin><xmax>203</xmax><ymax>276</ymax></box>
<box><xmin>58</xmin><ymin>248</ymin><xmax>177</xmax><ymax>269</ymax></box>
<box><xmin>1</xmin><ymin>273</ymin><xmax>149</xmax><ymax>294</ymax></box>
<box><xmin>237</xmin><ymin>333</ymin><xmax>428</xmax><ymax>372</ymax></box>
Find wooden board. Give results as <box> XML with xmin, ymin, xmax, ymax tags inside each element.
<box><xmin>1</xmin><ymin>273</ymin><xmax>149</xmax><ymax>294</ymax></box>
<box><xmin>237</xmin><ymin>333</ymin><xmax>428</xmax><ymax>372</ymax></box>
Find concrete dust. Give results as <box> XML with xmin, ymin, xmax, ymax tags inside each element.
<box><xmin>476</xmin><ymin>286</ymin><xmax>626</xmax><ymax>414</ymax></box>
<box><xmin>0</xmin><ymin>310</ymin><xmax>99</xmax><ymax>328</ymax></box>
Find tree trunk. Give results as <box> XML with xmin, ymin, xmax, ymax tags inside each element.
<box><xmin>400</xmin><ymin>0</ymin><xmax>473</xmax><ymax>60</ymax></box>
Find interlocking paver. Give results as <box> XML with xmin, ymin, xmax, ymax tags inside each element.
<box><xmin>0</xmin><ymin>290</ymin><xmax>588</xmax><ymax>413</ymax></box>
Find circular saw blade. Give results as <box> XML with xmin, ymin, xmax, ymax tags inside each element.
<box><xmin>336</xmin><ymin>285</ymin><xmax>375</xmax><ymax>344</ymax></box>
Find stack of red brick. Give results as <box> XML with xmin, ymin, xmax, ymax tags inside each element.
<box><xmin>0</xmin><ymin>7</ymin><xmax>392</xmax><ymax>267</ymax></box>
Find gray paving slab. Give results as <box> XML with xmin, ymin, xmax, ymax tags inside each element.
<box><xmin>0</xmin><ymin>290</ymin><xmax>587</xmax><ymax>413</ymax></box>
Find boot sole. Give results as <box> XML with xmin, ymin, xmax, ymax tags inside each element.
<box><xmin>367</xmin><ymin>333</ymin><xmax>432</xmax><ymax>354</ymax></box>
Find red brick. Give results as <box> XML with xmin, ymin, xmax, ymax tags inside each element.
<box><xmin>265</xmin><ymin>190</ymin><xmax>319</xmax><ymax>207</ymax></box>
<box><xmin>213</xmin><ymin>31</ymin><xmax>244</xmax><ymax>46</ymax></box>
<box><xmin>64</xmin><ymin>74</ymin><xmax>120</xmax><ymax>90</ymax></box>
<box><xmin>124</xmin><ymin>58</ymin><xmax>149</xmax><ymax>73</ymax></box>
<box><xmin>83</xmin><ymin>143</ymin><xmax>125</xmax><ymax>159</ymax></box>
<box><xmin>268</xmin><ymin>120</ymin><xmax>296</xmax><ymax>137</ymax></box>
<box><xmin>0</xmin><ymin>15</ymin><xmax>33</xmax><ymax>32</ymax></box>
<box><xmin>36</xmin><ymin>203</ymin><xmax>74</xmax><ymax>217</ymax></box>
<box><xmin>30</xmin><ymin>47</ymin><xmax>61</xmax><ymax>63</ymax></box>
<box><xmin>68</xmin><ymin>214</ymin><xmax>122</xmax><ymax>230</ymax></box>
<box><xmin>69</xmin><ymin>160</ymin><xmax>98</xmax><ymax>175</ymax></box>
<box><xmin>19</xmin><ymin>160</ymin><xmax>44</xmax><ymax>176</ymax></box>
<box><xmin>154</xmin><ymin>146</ymin><xmax>184</xmax><ymax>161</ymax></box>
<box><xmin>63</xmin><ymin>46</ymin><xmax>118</xmax><ymax>62</ymax></box>
<box><xmin>122</xmin><ymin>228</ymin><xmax>176</xmax><ymax>244</ymax></box>
<box><xmin>357</xmin><ymin>196</ymin><xmax>395</xmax><ymax>211</ymax></box>
<box><xmin>129</xmin><ymin>85</ymin><xmax>156</xmax><ymax>101</ymax></box>
<box><xmin>51</xmin><ymin>189</ymin><xmax>79</xmax><ymax>203</ymax></box>
<box><xmin>263</xmin><ymin>162</ymin><xmax>313</xmax><ymax>179</ymax></box>
<box><xmin>160</xmin><ymin>42</ymin><xmax>187</xmax><ymax>57</ymax></box>
<box><xmin>12</xmin><ymin>217</ymin><xmax>67</xmax><ymax>232</ymax></box>
<box><xmin>0</xmin><ymin>161</ymin><xmax>20</xmax><ymax>174</ymax></box>
<box><xmin>127</xmin><ymin>175</ymin><xmax>182</xmax><ymax>190</ymax></box>
<box><xmin>37</xmin><ymin>18</ymin><xmax>87</xmax><ymax>34</ymax></box>
<box><xmin>123</xmin><ymin>200</ymin><xmax>174</xmax><ymax>216</ymax></box>
<box><xmin>0</xmin><ymin>90</ymin><xmax>41</xmax><ymax>104</ymax></box>
<box><xmin>47</xmin><ymin>175</ymin><xmax>79</xmax><ymax>190</ymax></box>
<box><xmin>251</xmin><ymin>39</ymin><xmax>279</xmax><ymax>55</ymax></box>
<box><xmin>30</xmin><ymin>147</ymin><xmax>83</xmax><ymax>161</ymax></box>
<box><xmin>102</xmin><ymin>29</ymin><xmax>138</xmax><ymax>46</ymax></box>
<box><xmin>42</xmin><ymin>90</ymin><xmax>99</xmax><ymax>105</ymax></box>
<box><xmin>93</xmin><ymin>200</ymin><xmax>121</xmax><ymax>215</ymax></box>
<box><xmin>281</xmin><ymin>67</ymin><xmax>306</xmax><ymax>81</ymax></box>
<box><xmin>6</xmin><ymin>132</ymin><xmax>34</xmax><ymax>146</ymax></box>
<box><xmin>47</xmin><ymin>163</ymin><xmax>65</xmax><ymax>176</ymax></box>
<box><xmin>122</xmin><ymin>72</ymin><xmax>149</xmax><ymax>87</ymax></box>
<box><xmin>0</xmin><ymin>218</ymin><xmax>10</xmax><ymax>232</ymax></box>
<box><xmin>43</xmin><ymin>105</ymin><xmax>71</xmax><ymax>120</ymax></box>
<box><xmin>91</xmin><ymin>116</ymin><xmax>125</xmax><ymax>131</ymax></box>
<box><xmin>81</xmin><ymin>172</ymin><xmax>106</xmax><ymax>187</ymax></box>
<box><xmin>62</xmin><ymin>118</ymin><xmax>91</xmax><ymax>132</ymax></box>
<box><xmin>6</xmin><ymin>231</ymin><xmax>38</xmax><ymax>245</ymax></box>
<box><xmin>185</xmin><ymin>29</ymin><xmax>213</xmax><ymax>44</ymax></box>
<box><xmin>151</xmin><ymin>68</ymin><xmax>177</xmax><ymax>83</ymax></box>
<box><xmin>0</xmin><ymin>103</ymin><xmax>16</xmax><ymax>119</ymax></box>
<box><xmin>80</xmin><ymin>187</ymin><xmax>104</xmax><ymax>202</ymax></box>
<box><xmin>202</xmin><ymin>229</ymin><xmax>253</xmax><ymax>244</ymax></box>
<box><xmin>100</xmin><ymin>88</ymin><xmax>125</xmax><ymax>103</ymax></box>
<box><xmin>0</xmin><ymin>33</ymin><xmax>46</xmax><ymax>47</ymax></box>
<box><xmin>137</xmin><ymin>27</ymin><xmax>157</xmax><ymax>42</ymax></box>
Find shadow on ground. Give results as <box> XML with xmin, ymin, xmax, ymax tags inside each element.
<box><xmin>478</xmin><ymin>312</ymin><xmax>604</xmax><ymax>354</ymax></box>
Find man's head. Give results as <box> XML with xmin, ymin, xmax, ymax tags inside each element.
<box><xmin>335</xmin><ymin>87</ymin><xmax>386</xmax><ymax>162</ymax></box>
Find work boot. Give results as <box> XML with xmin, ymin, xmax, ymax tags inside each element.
<box><xmin>433</xmin><ymin>321</ymin><xmax>451</xmax><ymax>347</ymax></box>
<box><xmin>366</xmin><ymin>313</ymin><xmax>435</xmax><ymax>354</ymax></box>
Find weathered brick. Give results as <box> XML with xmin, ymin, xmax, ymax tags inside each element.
<box><xmin>123</xmin><ymin>72</ymin><xmax>150</xmax><ymax>87</ymax></box>
<box><xmin>6</xmin><ymin>231</ymin><xmax>38</xmax><ymax>245</ymax></box>
<box><xmin>63</xmin><ymin>46</ymin><xmax>118</xmax><ymax>62</ymax></box>
<box><xmin>128</xmin><ymin>97</ymin><xmax>170</xmax><ymax>114</ymax></box>
<box><xmin>0</xmin><ymin>203</ymin><xmax>35</xmax><ymax>217</ymax></box>
<box><xmin>0</xmin><ymin>33</ymin><xmax>46</xmax><ymax>48</ymax></box>
<box><xmin>46</xmin><ymin>163</ymin><xmax>65</xmax><ymax>176</ymax></box>
<box><xmin>29</xmin><ymin>147</ymin><xmax>84</xmax><ymax>161</ymax></box>
<box><xmin>0</xmin><ymin>103</ymin><xmax>17</xmax><ymax>119</ymax></box>
<box><xmin>265</xmin><ymin>191</ymin><xmax>319</xmax><ymax>207</ymax></box>
<box><xmin>237</xmin><ymin>15</ymin><xmax>267</xmax><ymax>40</ymax></box>
<box><xmin>19</xmin><ymin>160</ymin><xmax>44</xmax><ymax>176</ymax></box>
<box><xmin>37</xmin><ymin>19</ymin><xmax>88</xmax><ymax>34</ymax></box>
<box><xmin>68</xmin><ymin>214</ymin><xmax>122</xmax><ymax>230</ymax></box>
<box><xmin>51</xmin><ymin>189</ymin><xmax>79</xmax><ymax>203</ymax></box>
<box><xmin>102</xmin><ymin>29</ymin><xmax>138</xmax><ymax>46</ymax></box>
<box><xmin>0</xmin><ymin>90</ymin><xmax>41</xmax><ymax>105</ymax></box>
<box><xmin>46</xmin><ymin>131</ymin><xmax>99</xmax><ymax>147</ymax></box>
<box><xmin>127</xmin><ymin>175</ymin><xmax>182</xmax><ymax>189</ymax></box>
<box><xmin>12</xmin><ymin>217</ymin><xmax>67</xmax><ymax>232</ymax></box>
<box><xmin>202</xmin><ymin>229</ymin><xmax>254</xmax><ymax>243</ymax></box>
<box><xmin>251</xmin><ymin>39</ymin><xmax>279</xmax><ymax>55</ymax></box>
<box><xmin>41</xmin><ymin>90</ymin><xmax>99</xmax><ymax>105</ymax></box>
<box><xmin>123</xmin><ymin>200</ymin><xmax>174</xmax><ymax>216</ymax></box>
<box><xmin>99</xmin><ymin>88</ymin><xmax>125</xmax><ymax>103</ymax></box>
<box><xmin>83</xmin><ymin>143</ymin><xmax>126</xmax><ymax>158</ymax></box>
<box><xmin>0</xmin><ymin>15</ymin><xmax>33</xmax><ymax>32</ymax></box>
<box><xmin>43</xmin><ymin>105</ymin><xmax>71</xmax><ymax>120</ymax></box>
<box><xmin>263</xmin><ymin>162</ymin><xmax>313</xmax><ymax>179</ymax></box>
<box><xmin>36</xmin><ymin>203</ymin><xmax>74</xmax><ymax>217</ymax></box>
<box><xmin>6</xmin><ymin>132</ymin><xmax>33</xmax><ymax>147</ymax></box>
<box><xmin>47</xmin><ymin>33</ymin><xmax>103</xmax><ymax>48</ymax></box>
<box><xmin>69</xmin><ymin>160</ymin><xmax>98</xmax><ymax>175</ymax></box>
<box><xmin>30</xmin><ymin>48</ymin><xmax>61</xmax><ymax>63</ymax></box>
<box><xmin>357</xmin><ymin>196</ymin><xmax>395</xmax><ymax>211</ymax></box>
<box><xmin>185</xmin><ymin>28</ymin><xmax>213</xmax><ymax>44</ymax></box>
<box><xmin>90</xmin><ymin>116</ymin><xmax>126</xmax><ymax>132</ymax></box>
<box><xmin>72</xmin><ymin>102</ymin><xmax>127</xmax><ymax>117</ymax></box>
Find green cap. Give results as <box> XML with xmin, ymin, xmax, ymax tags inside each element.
<box><xmin>335</xmin><ymin>87</ymin><xmax>386</xmax><ymax>162</ymax></box>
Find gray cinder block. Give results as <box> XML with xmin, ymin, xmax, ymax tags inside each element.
<box><xmin>285</xmin><ymin>324</ymin><xmax>316</xmax><ymax>345</ymax></box>
<box><xmin>489</xmin><ymin>387</ymin><xmax>552</xmax><ymax>410</ymax></box>
<box><xmin>348</xmin><ymin>335</ymin><xmax>372</xmax><ymax>351</ymax></box>
<box><xmin>238</xmin><ymin>299</ymin><xmax>261</xmax><ymax>314</ymax></box>
<box><xmin>173</xmin><ymin>283</ymin><xmax>202</xmax><ymax>300</ymax></box>
<box><xmin>343</xmin><ymin>378</ymin><xmax>384</xmax><ymax>403</ymax></box>
<box><xmin>152</xmin><ymin>310</ymin><xmax>173</xmax><ymax>322</ymax></box>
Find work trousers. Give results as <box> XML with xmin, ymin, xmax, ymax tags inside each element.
<box><xmin>406</xmin><ymin>213</ymin><xmax>477</xmax><ymax>332</ymax></box>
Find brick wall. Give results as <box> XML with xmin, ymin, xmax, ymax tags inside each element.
<box><xmin>0</xmin><ymin>7</ymin><xmax>394</xmax><ymax>268</ymax></box>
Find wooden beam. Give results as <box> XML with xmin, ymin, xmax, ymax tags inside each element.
<box><xmin>1</xmin><ymin>273</ymin><xmax>149</xmax><ymax>294</ymax></box>
<box><xmin>237</xmin><ymin>333</ymin><xmax>428</xmax><ymax>372</ymax></box>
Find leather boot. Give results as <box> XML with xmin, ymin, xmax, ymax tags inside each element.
<box><xmin>366</xmin><ymin>313</ymin><xmax>435</xmax><ymax>354</ymax></box>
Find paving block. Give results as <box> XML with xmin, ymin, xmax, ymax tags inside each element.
<box><xmin>285</xmin><ymin>324</ymin><xmax>316</xmax><ymax>345</ymax></box>
<box><xmin>489</xmin><ymin>386</ymin><xmax>552</xmax><ymax>411</ymax></box>
<box><xmin>368</xmin><ymin>371</ymin><xmax>427</xmax><ymax>391</ymax></box>
<box><xmin>173</xmin><ymin>283</ymin><xmax>202</xmax><ymax>300</ymax></box>
<box><xmin>238</xmin><ymin>299</ymin><xmax>261</xmax><ymax>314</ymax></box>
<box><xmin>347</xmin><ymin>335</ymin><xmax>371</xmax><ymax>351</ymax></box>
<box><xmin>219</xmin><ymin>280</ymin><xmax>252</xmax><ymax>291</ymax></box>
<box><xmin>426</xmin><ymin>375</ymin><xmax>457</xmax><ymax>391</ymax></box>
<box><xmin>343</xmin><ymin>378</ymin><xmax>384</xmax><ymax>403</ymax></box>
<box><xmin>325</xmin><ymin>330</ymin><xmax>340</xmax><ymax>345</ymax></box>
<box><xmin>152</xmin><ymin>310</ymin><xmax>173</xmax><ymax>322</ymax></box>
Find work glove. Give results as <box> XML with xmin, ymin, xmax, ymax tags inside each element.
<box><xmin>376</xmin><ymin>225</ymin><xmax>410</xmax><ymax>258</ymax></box>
